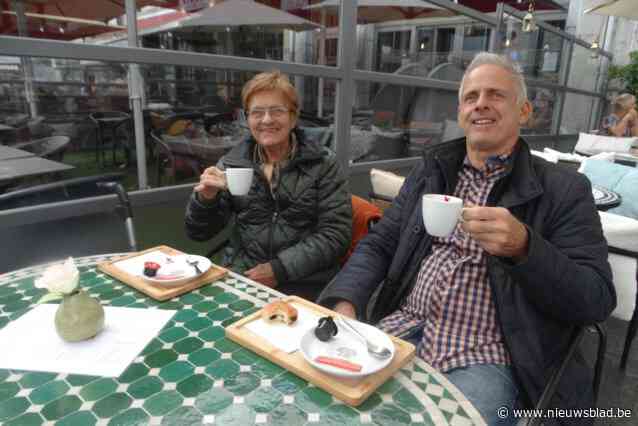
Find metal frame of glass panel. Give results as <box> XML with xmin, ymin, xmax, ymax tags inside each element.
<box><xmin>0</xmin><ymin>0</ymin><xmax>614</xmax><ymax>224</ymax></box>
<box><xmin>499</xmin><ymin>3</ymin><xmax>612</xmax><ymax>137</ymax></box>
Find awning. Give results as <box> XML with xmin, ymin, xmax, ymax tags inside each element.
<box><xmin>585</xmin><ymin>0</ymin><xmax>638</xmax><ymax>20</ymax></box>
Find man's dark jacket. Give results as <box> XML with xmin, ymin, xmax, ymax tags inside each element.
<box><xmin>318</xmin><ymin>138</ymin><xmax>615</xmax><ymax>422</ymax></box>
<box><xmin>185</xmin><ymin>128</ymin><xmax>352</xmax><ymax>297</ymax></box>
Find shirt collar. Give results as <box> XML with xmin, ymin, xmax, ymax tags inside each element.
<box><xmin>463</xmin><ymin>152</ymin><xmax>514</xmax><ymax>177</ymax></box>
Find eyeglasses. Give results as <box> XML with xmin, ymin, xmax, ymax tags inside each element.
<box><xmin>247</xmin><ymin>106</ymin><xmax>290</xmax><ymax>120</ymax></box>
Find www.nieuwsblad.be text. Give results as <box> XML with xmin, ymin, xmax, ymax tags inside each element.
<box><xmin>497</xmin><ymin>406</ymin><xmax>632</xmax><ymax>420</ymax></box>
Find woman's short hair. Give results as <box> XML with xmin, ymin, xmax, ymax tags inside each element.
<box><xmin>241</xmin><ymin>71</ymin><xmax>299</xmax><ymax>118</ymax></box>
<box><xmin>612</xmin><ymin>93</ymin><xmax>636</xmax><ymax>114</ymax></box>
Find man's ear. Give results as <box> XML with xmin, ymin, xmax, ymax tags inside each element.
<box><xmin>519</xmin><ymin>100</ymin><xmax>532</xmax><ymax>125</ymax></box>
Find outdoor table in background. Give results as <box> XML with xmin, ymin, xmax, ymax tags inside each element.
<box><xmin>0</xmin><ymin>157</ymin><xmax>74</xmax><ymax>183</ymax></box>
<box><xmin>162</xmin><ymin>133</ymin><xmax>242</xmax><ymax>166</ymax></box>
<box><xmin>0</xmin><ymin>254</ymin><xmax>486</xmax><ymax>425</ymax></box>
<box><xmin>0</xmin><ymin>146</ymin><xmax>35</xmax><ymax>161</ymax></box>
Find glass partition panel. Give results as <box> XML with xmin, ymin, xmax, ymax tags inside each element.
<box><xmin>523</xmin><ymin>88</ymin><xmax>557</xmax><ymax>135</ymax></box>
<box><xmin>0</xmin><ymin>56</ymin><xmax>335</xmax><ymax>200</ymax></box>
<box><xmin>560</xmin><ymin>93</ymin><xmax>597</xmax><ymax>134</ymax></box>
<box><xmin>376</xmin><ymin>29</ymin><xmax>413</xmax><ymax>74</ymax></box>
<box><xmin>354</xmin><ymin>7</ymin><xmax>495</xmax><ymax>77</ymax></box>
<box><xmin>351</xmin><ymin>80</ymin><xmax>459</xmax><ymax>162</ymax></box>
<box><xmin>499</xmin><ymin>15</ymin><xmax>568</xmax><ymax>85</ymax></box>
<box><xmin>135</xmin><ymin>5</ymin><xmax>334</xmax><ymax>66</ymax></box>
<box><xmin>568</xmin><ymin>43</ymin><xmax>607</xmax><ymax>93</ymax></box>
<box><xmin>416</xmin><ymin>26</ymin><xmax>456</xmax><ymax>72</ymax></box>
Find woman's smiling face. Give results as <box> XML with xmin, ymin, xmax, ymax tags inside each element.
<box><xmin>247</xmin><ymin>90</ymin><xmax>297</xmax><ymax>150</ymax></box>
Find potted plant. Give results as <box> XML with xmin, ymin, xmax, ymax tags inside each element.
<box><xmin>609</xmin><ymin>51</ymin><xmax>638</xmax><ymax>96</ymax></box>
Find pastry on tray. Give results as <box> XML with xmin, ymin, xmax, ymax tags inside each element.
<box><xmin>261</xmin><ymin>300</ymin><xmax>298</xmax><ymax>325</ymax></box>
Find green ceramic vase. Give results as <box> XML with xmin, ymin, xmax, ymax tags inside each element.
<box><xmin>54</xmin><ymin>290</ymin><xmax>105</xmax><ymax>342</ymax></box>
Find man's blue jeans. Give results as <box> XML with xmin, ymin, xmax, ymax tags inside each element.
<box><xmin>402</xmin><ymin>326</ymin><xmax>519</xmax><ymax>425</ymax></box>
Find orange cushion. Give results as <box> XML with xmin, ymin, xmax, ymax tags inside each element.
<box><xmin>341</xmin><ymin>195</ymin><xmax>383</xmax><ymax>265</ymax></box>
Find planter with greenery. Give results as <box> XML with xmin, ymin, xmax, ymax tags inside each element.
<box><xmin>609</xmin><ymin>51</ymin><xmax>638</xmax><ymax>96</ymax></box>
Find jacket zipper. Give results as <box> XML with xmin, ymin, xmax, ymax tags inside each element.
<box><xmin>267</xmin><ymin>175</ymin><xmax>278</xmax><ymax>259</ymax></box>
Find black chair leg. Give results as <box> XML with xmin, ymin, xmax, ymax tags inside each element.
<box><xmin>95</xmin><ymin>125</ymin><xmax>102</xmax><ymax>167</ymax></box>
<box><xmin>621</xmin><ymin>308</ymin><xmax>638</xmax><ymax>369</ymax></box>
<box><xmin>111</xmin><ymin>127</ymin><xmax>117</xmax><ymax>166</ymax></box>
<box><xmin>592</xmin><ymin>323</ymin><xmax>606</xmax><ymax>404</ymax></box>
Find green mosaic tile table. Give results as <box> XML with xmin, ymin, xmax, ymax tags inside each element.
<box><xmin>0</xmin><ymin>254</ymin><xmax>486</xmax><ymax>426</ymax></box>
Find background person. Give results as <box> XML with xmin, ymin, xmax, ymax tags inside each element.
<box><xmin>318</xmin><ymin>53</ymin><xmax>614</xmax><ymax>425</ymax></box>
<box><xmin>601</xmin><ymin>93</ymin><xmax>638</xmax><ymax>137</ymax></box>
<box><xmin>185</xmin><ymin>71</ymin><xmax>352</xmax><ymax>301</ymax></box>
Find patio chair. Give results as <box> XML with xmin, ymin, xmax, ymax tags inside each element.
<box><xmin>200</xmin><ymin>95</ymin><xmax>233</xmax><ymax>114</ymax></box>
<box><xmin>0</xmin><ymin>173</ymin><xmax>137</xmax><ymax>272</ymax></box>
<box><xmin>203</xmin><ymin>111</ymin><xmax>235</xmax><ymax>136</ymax></box>
<box><xmin>14</xmin><ymin>135</ymin><xmax>71</xmax><ymax>162</ymax></box>
<box><xmin>598</xmin><ymin>211</ymin><xmax>638</xmax><ymax>370</ymax></box>
<box><xmin>89</xmin><ymin>111</ymin><xmax>132</xmax><ymax>168</ymax></box>
<box><xmin>526</xmin><ymin>323</ymin><xmax>606</xmax><ymax>425</ymax></box>
<box><xmin>150</xmin><ymin>130</ymin><xmax>202</xmax><ymax>187</ymax></box>
<box><xmin>341</xmin><ymin>195</ymin><xmax>382</xmax><ymax>265</ymax></box>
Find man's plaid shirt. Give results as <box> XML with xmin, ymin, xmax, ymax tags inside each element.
<box><xmin>377</xmin><ymin>155</ymin><xmax>513</xmax><ymax>372</ymax></box>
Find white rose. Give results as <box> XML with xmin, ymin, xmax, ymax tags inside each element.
<box><xmin>35</xmin><ymin>257</ymin><xmax>79</xmax><ymax>295</ymax></box>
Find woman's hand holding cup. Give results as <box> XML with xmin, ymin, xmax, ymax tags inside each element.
<box><xmin>194</xmin><ymin>167</ymin><xmax>227</xmax><ymax>201</ymax></box>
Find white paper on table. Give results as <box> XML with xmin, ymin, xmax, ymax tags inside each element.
<box><xmin>244</xmin><ymin>303</ymin><xmax>321</xmax><ymax>353</ymax></box>
<box><xmin>0</xmin><ymin>305</ymin><xmax>175</xmax><ymax>377</ymax></box>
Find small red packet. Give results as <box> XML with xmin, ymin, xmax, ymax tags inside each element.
<box><xmin>315</xmin><ymin>356</ymin><xmax>362</xmax><ymax>372</ymax></box>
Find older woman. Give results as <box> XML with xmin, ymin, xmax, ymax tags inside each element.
<box><xmin>602</xmin><ymin>93</ymin><xmax>638</xmax><ymax>137</ymax></box>
<box><xmin>185</xmin><ymin>71</ymin><xmax>352</xmax><ymax>301</ymax></box>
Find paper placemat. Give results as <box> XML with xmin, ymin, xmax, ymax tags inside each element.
<box><xmin>244</xmin><ymin>303</ymin><xmax>321</xmax><ymax>353</ymax></box>
<box><xmin>0</xmin><ymin>305</ymin><xmax>175</xmax><ymax>377</ymax></box>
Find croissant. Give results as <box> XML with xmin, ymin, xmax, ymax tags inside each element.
<box><xmin>261</xmin><ymin>300</ymin><xmax>298</xmax><ymax>325</ymax></box>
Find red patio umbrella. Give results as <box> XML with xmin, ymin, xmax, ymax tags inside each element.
<box><xmin>21</xmin><ymin>0</ymin><xmax>179</xmax><ymax>22</ymax></box>
<box><xmin>0</xmin><ymin>0</ymin><xmax>180</xmax><ymax>39</ymax></box>
<box><xmin>0</xmin><ymin>11</ymin><xmax>125</xmax><ymax>40</ymax></box>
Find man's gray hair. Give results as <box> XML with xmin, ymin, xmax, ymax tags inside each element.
<box><xmin>458</xmin><ymin>52</ymin><xmax>528</xmax><ymax>105</ymax></box>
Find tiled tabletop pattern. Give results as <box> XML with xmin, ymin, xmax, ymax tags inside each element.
<box><xmin>0</xmin><ymin>254</ymin><xmax>486</xmax><ymax>426</ymax></box>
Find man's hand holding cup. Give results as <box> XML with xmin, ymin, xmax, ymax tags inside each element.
<box><xmin>461</xmin><ymin>203</ymin><xmax>529</xmax><ymax>260</ymax></box>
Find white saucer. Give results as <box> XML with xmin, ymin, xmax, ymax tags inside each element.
<box><xmin>299</xmin><ymin>319</ymin><xmax>395</xmax><ymax>378</ymax></box>
<box><xmin>143</xmin><ymin>255</ymin><xmax>212</xmax><ymax>286</ymax></box>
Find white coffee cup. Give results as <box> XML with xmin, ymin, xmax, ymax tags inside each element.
<box><xmin>422</xmin><ymin>194</ymin><xmax>464</xmax><ymax>237</ymax></box>
<box><xmin>225</xmin><ymin>168</ymin><xmax>253</xmax><ymax>196</ymax></box>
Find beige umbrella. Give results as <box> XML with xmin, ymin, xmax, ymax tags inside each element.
<box><xmin>584</xmin><ymin>0</ymin><xmax>638</xmax><ymax>20</ymax></box>
<box><xmin>178</xmin><ymin>0</ymin><xmax>320</xmax><ymax>32</ymax></box>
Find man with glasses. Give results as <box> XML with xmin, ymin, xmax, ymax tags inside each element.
<box><xmin>186</xmin><ymin>71</ymin><xmax>352</xmax><ymax>301</ymax></box>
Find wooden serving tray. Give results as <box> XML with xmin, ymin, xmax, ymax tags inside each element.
<box><xmin>97</xmin><ymin>245</ymin><xmax>227</xmax><ymax>301</ymax></box>
<box><xmin>226</xmin><ymin>296</ymin><xmax>415</xmax><ymax>406</ymax></box>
